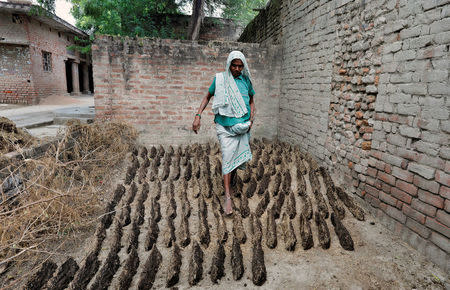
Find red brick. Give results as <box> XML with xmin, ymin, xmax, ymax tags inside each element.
<box><xmin>396</xmin><ymin>180</ymin><xmax>418</xmax><ymax>196</ymax></box>
<box><xmin>440</xmin><ymin>186</ymin><xmax>450</xmax><ymax>199</ymax></box>
<box><xmin>365</xmin><ymin>184</ymin><xmax>380</xmax><ymax>198</ymax></box>
<box><xmin>379</xmin><ymin>191</ymin><xmax>397</xmax><ymax>206</ymax></box>
<box><xmin>411</xmin><ymin>199</ymin><xmax>437</xmax><ymax>217</ymax></box>
<box><xmin>403</xmin><ymin>204</ymin><xmax>426</xmax><ymax>224</ymax></box>
<box><xmin>413</xmin><ymin>175</ymin><xmax>440</xmax><ymax>194</ymax></box>
<box><xmin>392</xmin><ymin>166</ymin><xmax>413</xmax><ymax>182</ymax></box>
<box><xmin>391</xmin><ymin>187</ymin><xmax>413</xmax><ymax>204</ymax></box>
<box><xmin>381</xmin><ymin>182</ymin><xmax>392</xmax><ymax>194</ymax></box>
<box><xmin>436</xmin><ymin>210</ymin><xmax>450</xmax><ymax>228</ymax></box>
<box><xmin>385</xmin><ymin>204</ymin><xmax>407</xmax><ymax>223</ymax></box>
<box><xmin>385</xmin><ymin>164</ymin><xmax>392</xmax><ymax>174</ymax></box>
<box><xmin>445</xmin><ymin>200</ymin><xmax>450</xmax><ymax>213</ymax></box>
<box><xmin>378</xmin><ymin>171</ymin><xmax>396</xmax><ymax>186</ymax></box>
<box><xmin>425</xmin><ymin>217</ymin><xmax>450</xmax><ymax>238</ymax></box>
<box><xmin>435</xmin><ymin>170</ymin><xmax>450</xmax><ymax>187</ymax></box>
<box><xmin>418</xmin><ymin>189</ymin><xmax>444</xmax><ymax>209</ymax></box>
<box><xmin>370</xmin><ymin>150</ymin><xmax>382</xmax><ymax>160</ymax></box>
<box><xmin>367</xmin><ymin>167</ymin><xmax>378</xmax><ymax>177</ymax></box>
<box><xmin>365</xmin><ymin>193</ymin><xmax>380</xmax><ymax>208</ymax></box>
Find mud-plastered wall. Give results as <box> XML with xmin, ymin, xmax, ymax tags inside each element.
<box><xmin>92</xmin><ymin>36</ymin><xmax>281</xmax><ymax>145</ymax></box>
<box><xmin>240</xmin><ymin>0</ymin><xmax>449</xmax><ymax>271</ymax></box>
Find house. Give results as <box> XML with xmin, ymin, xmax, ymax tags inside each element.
<box><xmin>0</xmin><ymin>0</ymin><xmax>93</xmax><ymax>104</ymax></box>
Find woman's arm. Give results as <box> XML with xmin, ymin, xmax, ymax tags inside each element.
<box><xmin>249</xmin><ymin>94</ymin><xmax>255</xmax><ymax>128</ymax></box>
<box><xmin>192</xmin><ymin>92</ymin><xmax>213</xmax><ymax>134</ymax></box>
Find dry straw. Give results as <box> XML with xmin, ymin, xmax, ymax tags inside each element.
<box><xmin>0</xmin><ymin>120</ymin><xmax>137</xmax><ymax>266</ymax></box>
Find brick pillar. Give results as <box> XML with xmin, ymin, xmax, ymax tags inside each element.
<box><xmin>71</xmin><ymin>61</ymin><xmax>80</xmax><ymax>95</ymax></box>
<box><xmin>82</xmin><ymin>63</ymin><xmax>90</xmax><ymax>94</ymax></box>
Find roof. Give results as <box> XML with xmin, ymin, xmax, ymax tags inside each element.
<box><xmin>0</xmin><ymin>1</ymin><xmax>87</xmax><ymax>37</ymax></box>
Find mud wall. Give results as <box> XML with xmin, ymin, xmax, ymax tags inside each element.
<box><xmin>92</xmin><ymin>36</ymin><xmax>281</xmax><ymax>145</ymax></box>
<box><xmin>241</xmin><ymin>0</ymin><xmax>449</xmax><ymax>271</ymax></box>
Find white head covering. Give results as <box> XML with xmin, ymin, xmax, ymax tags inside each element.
<box><xmin>212</xmin><ymin>51</ymin><xmax>252</xmax><ymax>118</ymax></box>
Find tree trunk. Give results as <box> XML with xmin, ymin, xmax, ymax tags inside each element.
<box><xmin>188</xmin><ymin>0</ymin><xmax>204</xmax><ymax>40</ymax></box>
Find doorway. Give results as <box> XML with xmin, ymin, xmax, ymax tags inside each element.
<box><xmin>65</xmin><ymin>60</ymin><xmax>73</xmax><ymax>93</ymax></box>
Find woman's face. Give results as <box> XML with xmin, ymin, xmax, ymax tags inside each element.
<box><xmin>230</xmin><ymin>59</ymin><xmax>244</xmax><ymax>78</ymax></box>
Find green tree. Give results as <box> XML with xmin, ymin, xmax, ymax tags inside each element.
<box><xmin>222</xmin><ymin>0</ymin><xmax>268</xmax><ymax>25</ymax></box>
<box><xmin>70</xmin><ymin>0</ymin><xmax>183</xmax><ymax>38</ymax></box>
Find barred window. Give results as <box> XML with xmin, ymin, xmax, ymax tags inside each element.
<box><xmin>42</xmin><ymin>51</ymin><xmax>52</xmax><ymax>72</ymax></box>
<box><xmin>12</xmin><ymin>14</ymin><xmax>23</xmax><ymax>24</ymax></box>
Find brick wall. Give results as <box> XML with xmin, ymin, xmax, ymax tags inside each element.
<box><xmin>0</xmin><ymin>44</ymin><xmax>35</xmax><ymax>104</ymax></box>
<box><xmin>92</xmin><ymin>36</ymin><xmax>281</xmax><ymax>145</ymax></box>
<box><xmin>240</xmin><ymin>0</ymin><xmax>449</xmax><ymax>271</ymax></box>
<box><xmin>238</xmin><ymin>0</ymin><xmax>284</xmax><ymax>45</ymax></box>
<box><xmin>0</xmin><ymin>10</ymin><xmax>88</xmax><ymax>104</ymax></box>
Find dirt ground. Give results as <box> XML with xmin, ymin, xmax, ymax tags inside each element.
<box><xmin>2</xmin><ymin>141</ymin><xmax>449</xmax><ymax>289</ymax></box>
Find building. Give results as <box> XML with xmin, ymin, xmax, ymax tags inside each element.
<box><xmin>0</xmin><ymin>0</ymin><xmax>93</xmax><ymax>104</ymax></box>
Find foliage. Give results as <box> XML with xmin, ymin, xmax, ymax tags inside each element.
<box><xmin>70</xmin><ymin>0</ymin><xmax>184</xmax><ymax>38</ymax></box>
<box><xmin>222</xmin><ymin>0</ymin><xmax>268</xmax><ymax>25</ymax></box>
<box><xmin>36</xmin><ymin>0</ymin><xmax>56</xmax><ymax>13</ymax></box>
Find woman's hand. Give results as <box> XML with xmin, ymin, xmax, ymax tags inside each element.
<box><xmin>192</xmin><ymin>115</ymin><xmax>201</xmax><ymax>134</ymax></box>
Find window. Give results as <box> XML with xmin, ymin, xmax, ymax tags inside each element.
<box><xmin>42</xmin><ymin>51</ymin><xmax>52</xmax><ymax>72</ymax></box>
<box><xmin>12</xmin><ymin>14</ymin><xmax>23</xmax><ymax>24</ymax></box>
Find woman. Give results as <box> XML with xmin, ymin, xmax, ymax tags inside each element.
<box><xmin>192</xmin><ymin>51</ymin><xmax>255</xmax><ymax>215</ymax></box>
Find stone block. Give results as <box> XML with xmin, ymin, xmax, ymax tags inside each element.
<box><xmin>397</xmin><ymin>104</ymin><xmax>420</xmax><ymax>116</ymax></box>
<box><xmin>399</xmin><ymin>26</ymin><xmax>422</xmax><ymax>39</ymax></box>
<box><xmin>434</xmin><ymin>31</ymin><xmax>450</xmax><ymax>44</ymax></box>
<box><xmin>428</xmin><ymin>83</ymin><xmax>450</xmax><ymax>95</ymax></box>
<box><xmin>423</xmin><ymin>0</ymin><xmax>450</xmax><ymax>11</ymax></box>
<box><xmin>387</xmin><ymin>133</ymin><xmax>407</xmax><ymax>147</ymax></box>
<box><xmin>390</xmin><ymin>72</ymin><xmax>412</xmax><ymax>83</ymax></box>
<box><xmin>436</xmin><ymin>210</ymin><xmax>450</xmax><ymax>227</ymax></box>
<box><xmin>421</xmin><ymin>70</ymin><xmax>448</xmax><ymax>82</ymax></box>
<box><xmin>399</xmin><ymin>125</ymin><xmax>420</xmax><ymax>138</ymax></box>
<box><xmin>413</xmin><ymin>140</ymin><xmax>439</xmax><ymax>156</ymax></box>
<box><xmin>393</xmin><ymin>50</ymin><xmax>417</xmax><ymax>61</ymax></box>
<box><xmin>399</xmin><ymin>84</ymin><xmax>427</xmax><ymax>95</ymax></box>
<box><xmin>422</xmin><ymin>107</ymin><xmax>449</xmax><ymax>120</ymax></box>
<box><xmin>439</xmin><ymin>147</ymin><xmax>450</xmax><ymax>159</ymax></box>
<box><xmin>391</xmin><ymin>187</ymin><xmax>413</xmax><ymax>204</ymax></box>
<box><xmin>442</xmin><ymin>121</ymin><xmax>450</xmax><ymax>133</ymax></box>
<box><xmin>396</xmin><ymin>179</ymin><xmax>418</xmax><ymax>196</ymax></box>
<box><xmin>430</xmin><ymin>17</ymin><xmax>450</xmax><ymax>34</ymax></box>
<box><xmin>417</xmin><ymin>118</ymin><xmax>440</xmax><ymax>132</ymax></box>
<box><xmin>386</xmin><ymin>204</ymin><xmax>407</xmax><ymax>223</ymax></box>
<box><xmin>435</xmin><ymin>170</ymin><xmax>450</xmax><ymax>187</ymax></box>
<box><xmin>413</xmin><ymin>174</ymin><xmax>440</xmax><ymax>193</ymax></box>
<box><xmin>430</xmin><ymin>232</ymin><xmax>450</xmax><ymax>253</ymax></box>
<box><xmin>412</xmin><ymin>198</ymin><xmax>438</xmax><ymax>217</ymax></box>
<box><xmin>392</xmin><ymin>166</ymin><xmax>414</xmax><ymax>182</ymax></box>
<box><xmin>426</xmin><ymin>217</ymin><xmax>450</xmax><ymax>238</ymax></box>
<box><xmin>405</xmin><ymin>217</ymin><xmax>431</xmax><ymax>238</ymax></box>
<box><xmin>384</xmin><ymin>20</ymin><xmax>407</xmax><ymax>35</ymax></box>
<box><xmin>419</xmin><ymin>189</ymin><xmax>444</xmax><ymax>208</ymax></box>
<box><xmin>408</xmin><ymin>162</ymin><xmax>436</xmax><ymax>180</ymax></box>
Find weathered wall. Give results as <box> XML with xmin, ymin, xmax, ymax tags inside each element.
<box><xmin>241</xmin><ymin>0</ymin><xmax>449</xmax><ymax>271</ymax></box>
<box><xmin>92</xmin><ymin>36</ymin><xmax>281</xmax><ymax>145</ymax></box>
<box><xmin>0</xmin><ymin>44</ymin><xmax>35</xmax><ymax>104</ymax></box>
<box><xmin>0</xmin><ymin>10</ymin><xmax>88</xmax><ymax>104</ymax></box>
<box><xmin>238</xmin><ymin>0</ymin><xmax>284</xmax><ymax>45</ymax></box>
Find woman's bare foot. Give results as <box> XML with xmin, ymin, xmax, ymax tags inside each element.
<box><xmin>224</xmin><ymin>195</ymin><xmax>233</xmax><ymax>215</ymax></box>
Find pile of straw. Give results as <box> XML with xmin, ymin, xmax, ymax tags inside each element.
<box><xmin>0</xmin><ymin>120</ymin><xmax>137</xmax><ymax>266</ymax></box>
